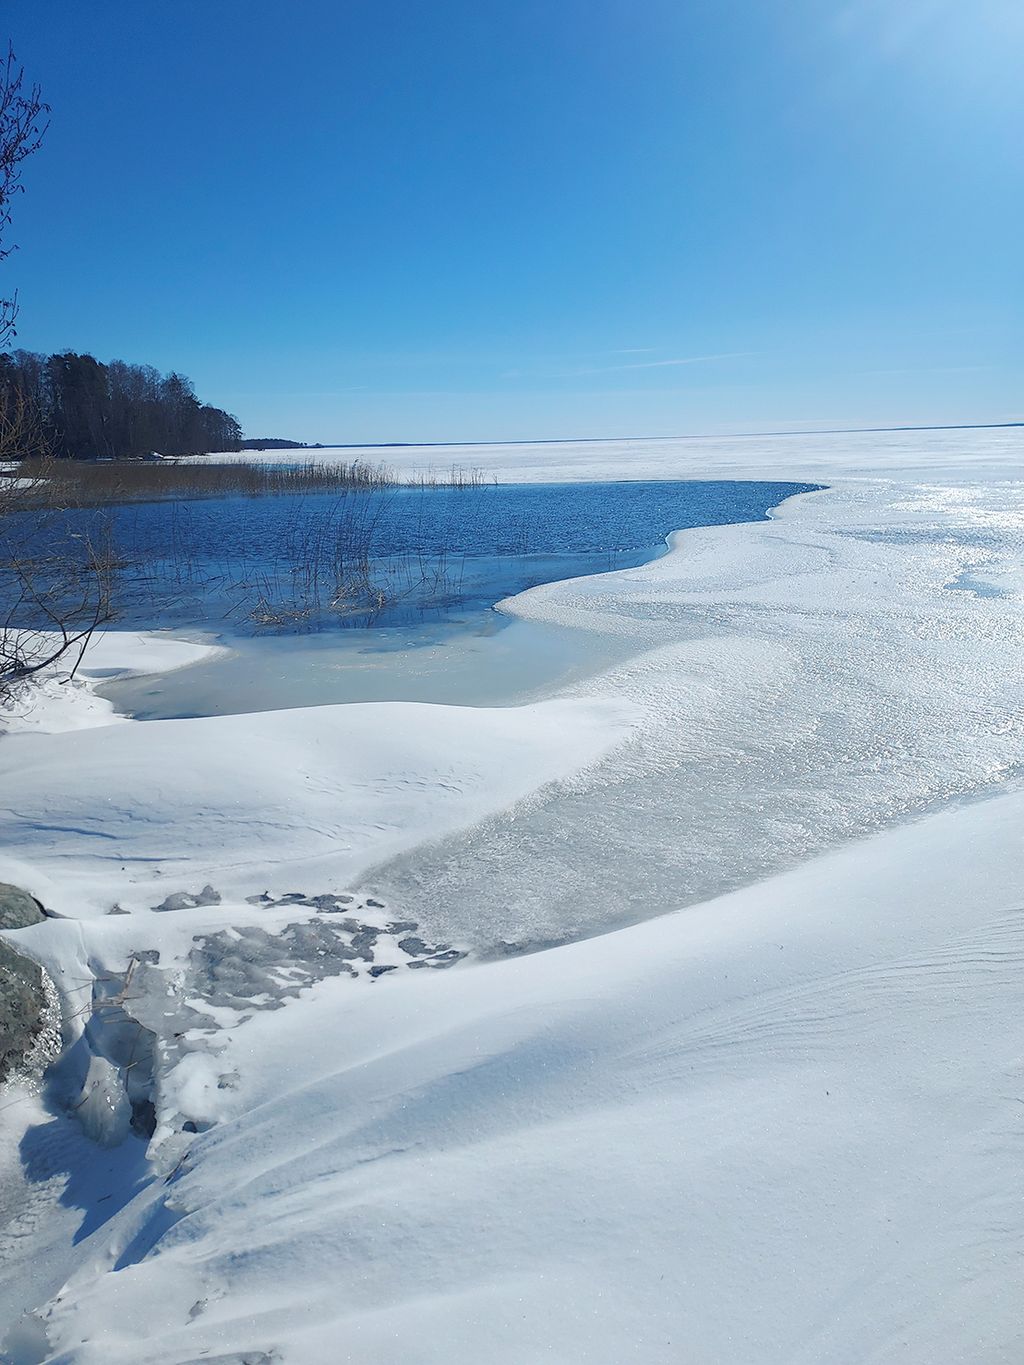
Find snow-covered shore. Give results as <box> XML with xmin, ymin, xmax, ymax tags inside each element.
<box><xmin>2</xmin><ymin>428</ymin><xmax>1024</xmax><ymax>1363</ymax></box>
<box><xmin>0</xmin><ymin>677</ymin><xmax>637</xmax><ymax>919</ymax></box>
<box><xmin>0</xmin><ymin>632</ymin><xmax>225</xmax><ymax>736</ymax></box>
<box><xmin>12</xmin><ymin>781</ymin><xmax>1024</xmax><ymax>1364</ymax></box>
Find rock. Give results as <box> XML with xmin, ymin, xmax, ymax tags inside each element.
<box><xmin>153</xmin><ymin>891</ymin><xmax>198</xmax><ymax>912</ymax></box>
<box><xmin>421</xmin><ymin>949</ymin><xmax>466</xmax><ymax>969</ymax></box>
<box><xmin>397</xmin><ymin>936</ymin><xmax>431</xmax><ymax>957</ymax></box>
<box><xmin>0</xmin><ymin>884</ymin><xmax>48</xmax><ymax>1083</ymax></box>
<box><xmin>348</xmin><ymin>928</ymin><xmax>378</xmax><ymax>960</ymax></box>
<box><xmin>154</xmin><ymin>885</ymin><xmax>221</xmax><ymax>912</ymax></box>
<box><xmin>0</xmin><ymin>882</ymin><xmax>45</xmax><ymax>930</ymax></box>
<box><xmin>0</xmin><ymin>940</ymin><xmax>46</xmax><ymax>1082</ymax></box>
<box><xmin>186</xmin><ymin>920</ymin><xmax>366</xmax><ymax>1014</ymax></box>
<box><xmin>309</xmin><ymin>893</ymin><xmax>354</xmax><ymax>910</ymax></box>
<box><xmin>386</xmin><ymin>920</ymin><xmax>418</xmax><ymax>934</ymax></box>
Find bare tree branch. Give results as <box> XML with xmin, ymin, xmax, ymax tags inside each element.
<box><xmin>0</xmin><ymin>43</ymin><xmax>50</xmax><ymax>347</ymax></box>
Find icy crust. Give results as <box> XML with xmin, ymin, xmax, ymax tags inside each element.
<box><xmin>9</xmin><ymin>787</ymin><xmax>1024</xmax><ymax>1364</ymax></box>
<box><xmin>368</xmin><ymin>475</ymin><xmax>1024</xmax><ymax>949</ymax></box>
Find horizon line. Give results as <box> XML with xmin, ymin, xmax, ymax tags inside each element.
<box><xmin>250</xmin><ymin>420</ymin><xmax>1024</xmax><ymax>450</ymax></box>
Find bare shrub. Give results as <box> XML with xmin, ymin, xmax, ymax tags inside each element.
<box><xmin>1</xmin><ymin>448</ymin><xmax>116</xmax><ymax>697</ymax></box>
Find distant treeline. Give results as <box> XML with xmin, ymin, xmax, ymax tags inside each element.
<box><xmin>0</xmin><ymin>349</ymin><xmax>243</xmax><ymax>459</ymax></box>
<box><xmin>239</xmin><ymin>437</ymin><xmax>314</xmax><ymax>450</ymax></box>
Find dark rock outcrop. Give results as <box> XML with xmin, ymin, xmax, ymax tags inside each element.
<box><xmin>0</xmin><ymin>883</ymin><xmax>47</xmax><ymax>1082</ymax></box>
<box><xmin>0</xmin><ymin>882</ymin><xmax>45</xmax><ymax>930</ymax></box>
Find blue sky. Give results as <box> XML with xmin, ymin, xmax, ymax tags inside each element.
<box><xmin>6</xmin><ymin>0</ymin><xmax>1022</xmax><ymax>442</ymax></box>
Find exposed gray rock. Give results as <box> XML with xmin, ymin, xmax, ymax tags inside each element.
<box><xmin>408</xmin><ymin>949</ymin><xmax>466</xmax><ymax>970</ymax></box>
<box><xmin>0</xmin><ymin>939</ymin><xmax>45</xmax><ymax>1082</ymax></box>
<box><xmin>331</xmin><ymin>918</ymin><xmax>364</xmax><ymax>933</ymax></box>
<box><xmin>0</xmin><ymin>883</ymin><xmax>48</xmax><ymax>1083</ymax></box>
<box><xmin>429</xmin><ymin>949</ymin><xmax>465</xmax><ymax>965</ymax></box>
<box><xmin>186</xmin><ymin>920</ymin><xmax>364</xmax><ymax>1015</ymax></box>
<box><xmin>398</xmin><ymin>936</ymin><xmax>431</xmax><ymax>956</ymax></box>
<box><xmin>0</xmin><ymin>882</ymin><xmax>45</xmax><ymax>930</ymax></box>
<box><xmin>309</xmin><ymin>893</ymin><xmax>355</xmax><ymax>910</ymax></box>
<box><xmin>153</xmin><ymin>884</ymin><xmax>222</xmax><ymax>912</ymax></box>
<box><xmin>154</xmin><ymin>891</ymin><xmax>198</xmax><ymax>912</ymax></box>
<box><xmin>348</xmin><ymin>927</ymin><xmax>378</xmax><ymax>959</ymax></box>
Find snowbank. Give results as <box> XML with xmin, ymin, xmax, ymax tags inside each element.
<box><xmin>0</xmin><ymin>693</ymin><xmax>638</xmax><ymax>917</ymax></box>
<box><xmin>0</xmin><ymin>631</ymin><xmax>225</xmax><ymax>735</ymax></box>
<box><xmin>8</xmin><ymin>780</ymin><xmax>1024</xmax><ymax>1363</ymax></box>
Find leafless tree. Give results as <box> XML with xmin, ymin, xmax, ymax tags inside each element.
<box><xmin>0</xmin><ymin>530</ymin><xmax>114</xmax><ymax>692</ymax></box>
<box><xmin>0</xmin><ymin>44</ymin><xmax>113</xmax><ymax>709</ymax></box>
<box><xmin>0</xmin><ymin>43</ymin><xmax>49</xmax><ymax>349</ymax></box>
<box><xmin>1</xmin><ymin>407</ymin><xmax>115</xmax><ymax>700</ymax></box>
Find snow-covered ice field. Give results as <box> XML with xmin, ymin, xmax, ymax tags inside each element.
<box><xmin>2</xmin><ymin>427</ymin><xmax>1024</xmax><ymax>1363</ymax></box>
<box><xmin>199</xmin><ymin>422</ymin><xmax>1024</xmax><ymax>483</ymax></box>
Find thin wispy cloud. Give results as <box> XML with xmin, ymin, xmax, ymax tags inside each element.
<box><xmin>559</xmin><ymin>351</ymin><xmax>756</xmax><ymax>377</ymax></box>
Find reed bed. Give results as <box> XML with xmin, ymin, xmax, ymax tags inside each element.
<box><xmin>11</xmin><ymin>456</ymin><xmax>492</xmax><ymax>506</ymax></box>
<box><xmin>3</xmin><ymin>469</ymin><xmax>483</xmax><ymax>636</ymax></box>
<box><xmin>107</xmin><ymin>500</ymin><xmax>469</xmax><ymax>632</ymax></box>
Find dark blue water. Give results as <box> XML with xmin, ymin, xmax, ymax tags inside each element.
<box><xmin>7</xmin><ymin>480</ymin><xmax>817</xmax><ymax>633</ymax></box>
<box><xmin>88</xmin><ymin>478</ymin><xmax>817</xmax><ymax>719</ymax></box>
<box><xmin>107</xmin><ymin>479</ymin><xmax>813</xmax><ymax>556</ymax></box>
